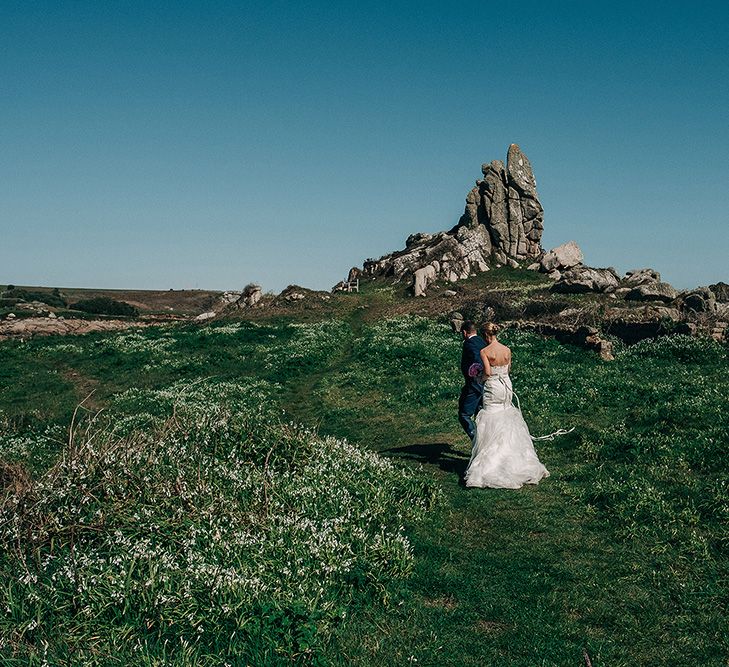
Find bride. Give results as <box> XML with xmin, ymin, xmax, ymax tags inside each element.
<box><xmin>464</xmin><ymin>323</ymin><xmax>550</xmax><ymax>489</ymax></box>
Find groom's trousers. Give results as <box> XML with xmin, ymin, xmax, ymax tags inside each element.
<box><xmin>458</xmin><ymin>380</ymin><xmax>483</xmax><ymax>440</ymax></box>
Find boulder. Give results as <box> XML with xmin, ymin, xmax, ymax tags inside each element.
<box><xmin>450</xmin><ymin>311</ymin><xmax>464</xmax><ymax>332</ymax></box>
<box><xmin>539</xmin><ymin>241</ymin><xmax>583</xmax><ymax>272</ymax></box>
<box><xmin>547</xmin><ymin>269</ymin><xmax>561</xmax><ymax>281</ymax></box>
<box><xmin>625</xmin><ymin>282</ymin><xmax>678</xmax><ymax>303</ymax></box>
<box><xmin>195</xmin><ymin>311</ymin><xmax>216</xmax><ymax>321</ymax></box>
<box><xmin>650</xmin><ymin>306</ymin><xmax>682</xmax><ymax>322</ymax></box>
<box><xmin>709</xmin><ymin>281</ymin><xmax>729</xmax><ymax>302</ymax></box>
<box><xmin>551</xmin><ymin>267</ymin><xmax>620</xmax><ymax>294</ymax></box>
<box><xmin>711</xmin><ymin>322</ymin><xmax>727</xmax><ymax>342</ymax></box>
<box><xmin>414</xmin><ymin>264</ymin><xmax>437</xmax><ymax>297</ymax></box>
<box><xmin>681</xmin><ymin>287</ymin><xmax>717</xmax><ymax>313</ymax></box>
<box><xmin>624</xmin><ymin>268</ymin><xmax>661</xmax><ymax>285</ymax></box>
<box><xmin>220</xmin><ymin>291</ymin><xmax>242</xmax><ymax>304</ymax></box>
<box><xmin>406</xmin><ymin>233</ymin><xmax>432</xmax><ymax>248</ymax></box>
<box><xmin>237</xmin><ymin>283</ymin><xmax>262</xmax><ymax>308</ymax></box>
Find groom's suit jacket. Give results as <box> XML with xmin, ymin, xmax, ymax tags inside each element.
<box><xmin>461</xmin><ymin>334</ymin><xmax>487</xmax><ymax>384</ymax></box>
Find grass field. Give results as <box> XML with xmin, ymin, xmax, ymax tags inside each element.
<box><xmin>0</xmin><ymin>300</ymin><xmax>727</xmax><ymax>665</ymax></box>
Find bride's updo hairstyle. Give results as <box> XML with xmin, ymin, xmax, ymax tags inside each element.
<box><xmin>482</xmin><ymin>322</ymin><xmax>500</xmax><ymax>337</ymax></box>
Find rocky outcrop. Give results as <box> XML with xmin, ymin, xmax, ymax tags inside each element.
<box><xmin>625</xmin><ymin>282</ymin><xmax>678</xmax><ymax>303</ymax></box>
<box><xmin>680</xmin><ymin>287</ymin><xmax>717</xmax><ymax>313</ymax></box>
<box><xmin>551</xmin><ymin>267</ymin><xmax>620</xmax><ymax>294</ymax></box>
<box><xmin>275</xmin><ymin>285</ymin><xmax>331</xmax><ymax>305</ymax></box>
<box><xmin>513</xmin><ymin>321</ymin><xmax>614</xmax><ymax>361</ymax></box>
<box><xmin>359</xmin><ymin>144</ymin><xmax>544</xmax><ymax>295</ymax></box>
<box><xmin>539</xmin><ymin>241</ymin><xmax>583</xmax><ymax>273</ymax></box>
<box><xmin>220</xmin><ymin>291</ymin><xmax>242</xmax><ymax>305</ymax></box>
<box><xmin>236</xmin><ymin>284</ymin><xmax>263</xmax><ymax>308</ymax></box>
<box><xmin>0</xmin><ymin>317</ymin><xmax>148</xmax><ymax>340</ymax></box>
<box><xmin>624</xmin><ymin>268</ymin><xmax>662</xmax><ymax>285</ymax></box>
<box><xmin>708</xmin><ymin>282</ymin><xmax>729</xmax><ymax>302</ymax></box>
<box><xmin>462</xmin><ymin>144</ymin><xmax>545</xmax><ymax>262</ymax></box>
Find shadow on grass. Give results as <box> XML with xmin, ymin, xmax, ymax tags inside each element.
<box><xmin>383</xmin><ymin>442</ymin><xmax>469</xmax><ymax>481</ymax></box>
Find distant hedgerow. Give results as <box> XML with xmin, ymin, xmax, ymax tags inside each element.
<box><xmin>70</xmin><ymin>296</ymin><xmax>139</xmax><ymax>317</ymax></box>
<box><xmin>1</xmin><ymin>288</ymin><xmax>66</xmax><ymax>308</ymax></box>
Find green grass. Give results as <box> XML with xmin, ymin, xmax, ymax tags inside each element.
<box><xmin>1</xmin><ymin>310</ymin><xmax>727</xmax><ymax>665</ymax></box>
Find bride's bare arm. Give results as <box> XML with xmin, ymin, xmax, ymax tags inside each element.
<box><xmin>479</xmin><ymin>348</ymin><xmax>492</xmax><ymax>376</ymax></box>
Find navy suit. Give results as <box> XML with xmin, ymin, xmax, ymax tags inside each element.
<box><xmin>458</xmin><ymin>334</ymin><xmax>487</xmax><ymax>440</ymax></box>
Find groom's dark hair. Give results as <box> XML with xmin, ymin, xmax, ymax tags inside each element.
<box><xmin>462</xmin><ymin>320</ymin><xmax>477</xmax><ymax>334</ymax></box>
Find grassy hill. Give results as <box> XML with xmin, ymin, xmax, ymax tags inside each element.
<box><xmin>0</xmin><ymin>287</ymin><xmax>727</xmax><ymax>665</ymax></box>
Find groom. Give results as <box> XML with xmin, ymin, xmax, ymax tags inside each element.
<box><xmin>458</xmin><ymin>320</ymin><xmax>486</xmax><ymax>441</ymax></box>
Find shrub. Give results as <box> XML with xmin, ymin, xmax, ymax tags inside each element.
<box><xmin>1</xmin><ymin>288</ymin><xmax>66</xmax><ymax>308</ymax></box>
<box><xmin>70</xmin><ymin>296</ymin><xmax>139</xmax><ymax>317</ymax></box>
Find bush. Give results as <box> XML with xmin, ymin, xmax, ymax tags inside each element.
<box><xmin>70</xmin><ymin>296</ymin><xmax>139</xmax><ymax>317</ymax></box>
<box><xmin>1</xmin><ymin>288</ymin><xmax>66</xmax><ymax>308</ymax></box>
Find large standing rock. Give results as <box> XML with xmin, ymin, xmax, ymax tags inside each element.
<box><xmin>625</xmin><ymin>282</ymin><xmax>678</xmax><ymax>303</ymax></box>
<box><xmin>360</xmin><ymin>144</ymin><xmax>544</xmax><ymax>296</ymax></box>
<box><xmin>551</xmin><ymin>267</ymin><xmax>620</xmax><ymax>294</ymax></box>
<box><xmin>539</xmin><ymin>241</ymin><xmax>583</xmax><ymax>273</ymax></box>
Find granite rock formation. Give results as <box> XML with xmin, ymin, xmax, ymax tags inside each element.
<box><xmin>236</xmin><ymin>284</ymin><xmax>263</xmax><ymax>308</ymax></box>
<box><xmin>539</xmin><ymin>241</ymin><xmax>583</xmax><ymax>273</ymax></box>
<box><xmin>625</xmin><ymin>268</ymin><xmax>662</xmax><ymax>286</ymax></box>
<box><xmin>551</xmin><ymin>267</ymin><xmax>620</xmax><ymax>294</ymax></box>
<box><xmin>360</xmin><ymin>144</ymin><xmax>544</xmax><ymax>295</ymax></box>
<box><xmin>709</xmin><ymin>282</ymin><xmax>729</xmax><ymax>302</ymax></box>
<box><xmin>680</xmin><ymin>287</ymin><xmax>717</xmax><ymax>313</ymax></box>
<box><xmin>625</xmin><ymin>282</ymin><xmax>679</xmax><ymax>303</ymax></box>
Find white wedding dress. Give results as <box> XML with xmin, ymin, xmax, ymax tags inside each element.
<box><xmin>464</xmin><ymin>365</ymin><xmax>550</xmax><ymax>489</ymax></box>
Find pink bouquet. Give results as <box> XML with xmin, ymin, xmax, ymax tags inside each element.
<box><xmin>468</xmin><ymin>362</ymin><xmax>484</xmax><ymax>378</ymax></box>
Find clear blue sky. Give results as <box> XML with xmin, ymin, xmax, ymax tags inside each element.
<box><xmin>2</xmin><ymin>1</ymin><xmax>727</xmax><ymax>291</ymax></box>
